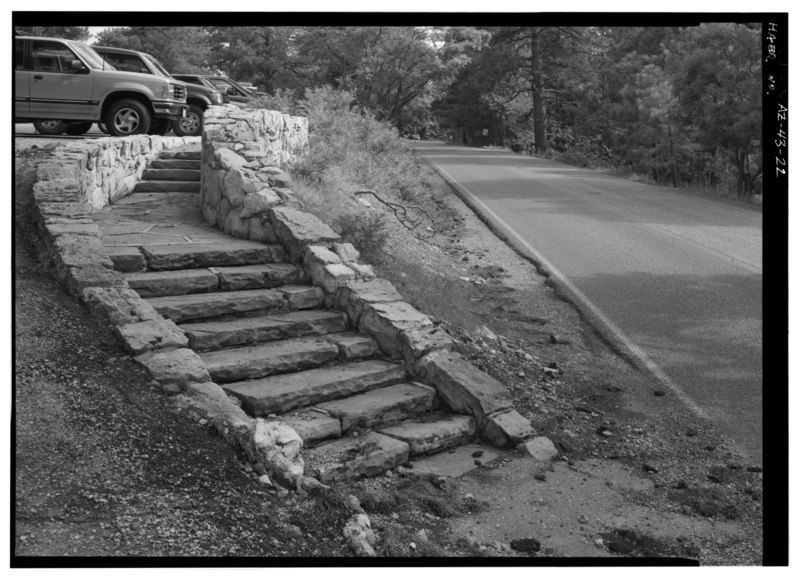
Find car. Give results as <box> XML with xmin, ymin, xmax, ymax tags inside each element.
<box><xmin>93</xmin><ymin>46</ymin><xmax>228</xmax><ymax>137</ymax></box>
<box><xmin>14</xmin><ymin>35</ymin><xmax>187</xmax><ymax>137</ymax></box>
<box><xmin>173</xmin><ymin>74</ymin><xmax>256</xmax><ymax>105</ymax></box>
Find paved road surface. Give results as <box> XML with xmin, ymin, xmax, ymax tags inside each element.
<box><xmin>416</xmin><ymin>143</ymin><xmax>762</xmax><ymax>462</ymax></box>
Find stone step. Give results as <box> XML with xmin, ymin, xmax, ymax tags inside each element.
<box><xmin>125</xmin><ymin>268</ymin><xmax>219</xmax><ymax>297</ymax></box>
<box><xmin>182</xmin><ymin>309</ymin><xmax>348</xmax><ymax>351</ymax></box>
<box><xmin>124</xmin><ymin>263</ymin><xmax>306</xmax><ymax>297</ymax></box>
<box><xmin>159</xmin><ymin>149</ymin><xmax>202</xmax><ymax>160</ymax></box>
<box><xmin>142</xmin><ymin>168</ymin><xmax>201</xmax><ymax>181</ymax></box>
<box><xmin>378</xmin><ymin>413</ymin><xmax>476</xmax><ymax>457</ymax></box>
<box><xmin>200</xmin><ymin>336</ymin><xmax>341</xmax><ymax>383</ymax></box>
<box><xmin>148</xmin><ymin>286</ymin><xmax>323</xmax><ymax>323</ymax></box>
<box><xmin>304</xmin><ymin>432</ymin><xmax>410</xmax><ymax>482</ymax></box>
<box><xmin>141</xmin><ymin>242</ymin><xmax>287</xmax><ymax>270</ymax></box>
<box><xmin>280</xmin><ymin>409</ymin><xmax>342</xmax><ymax>447</ymax></box>
<box><xmin>223</xmin><ymin>359</ymin><xmax>406</xmax><ymax>416</ymax></box>
<box><xmin>133</xmin><ymin>180</ymin><xmax>201</xmax><ymax>193</ymax></box>
<box><xmin>149</xmin><ymin>159</ymin><xmax>201</xmax><ymax>170</ymax></box>
<box><xmin>214</xmin><ymin>263</ymin><xmax>307</xmax><ymax>291</ymax></box>
<box><xmin>314</xmin><ymin>382</ymin><xmax>436</xmax><ymax>433</ymax></box>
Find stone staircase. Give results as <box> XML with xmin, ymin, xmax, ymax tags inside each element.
<box><xmin>103</xmin><ymin>147</ymin><xmax>487</xmax><ymax>482</ymax></box>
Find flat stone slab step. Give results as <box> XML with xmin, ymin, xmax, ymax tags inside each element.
<box><xmin>410</xmin><ymin>443</ymin><xmax>504</xmax><ymax>478</ymax></box>
<box><xmin>125</xmin><ymin>268</ymin><xmax>219</xmax><ymax>297</ymax></box>
<box><xmin>182</xmin><ymin>309</ymin><xmax>348</xmax><ymax>351</ymax></box>
<box><xmin>142</xmin><ymin>242</ymin><xmax>287</xmax><ymax>270</ymax></box>
<box><xmin>223</xmin><ymin>359</ymin><xmax>406</xmax><ymax>416</ymax></box>
<box><xmin>159</xmin><ymin>149</ymin><xmax>201</xmax><ymax>160</ymax></box>
<box><xmin>278</xmin><ymin>410</ymin><xmax>342</xmax><ymax>447</ymax></box>
<box><xmin>315</xmin><ymin>383</ymin><xmax>436</xmax><ymax>432</ymax></box>
<box><xmin>378</xmin><ymin>413</ymin><xmax>476</xmax><ymax>456</ymax></box>
<box><xmin>215</xmin><ymin>263</ymin><xmax>306</xmax><ymax>291</ymax></box>
<box><xmin>133</xmin><ymin>180</ymin><xmax>201</xmax><ymax>193</ymax></box>
<box><xmin>200</xmin><ymin>336</ymin><xmax>340</xmax><ymax>383</ymax></box>
<box><xmin>142</xmin><ymin>168</ymin><xmax>201</xmax><ymax>181</ymax></box>
<box><xmin>324</xmin><ymin>332</ymin><xmax>377</xmax><ymax>360</ymax></box>
<box><xmin>305</xmin><ymin>432</ymin><xmax>410</xmax><ymax>482</ymax></box>
<box><xmin>148</xmin><ymin>286</ymin><xmax>323</xmax><ymax>323</ymax></box>
<box><xmin>149</xmin><ymin>159</ymin><xmax>201</xmax><ymax>170</ymax></box>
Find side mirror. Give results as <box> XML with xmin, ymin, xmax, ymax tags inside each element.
<box><xmin>226</xmin><ymin>87</ymin><xmax>237</xmax><ymax>95</ymax></box>
<box><xmin>70</xmin><ymin>59</ymin><xmax>87</xmax><ymax>72</ymax></box>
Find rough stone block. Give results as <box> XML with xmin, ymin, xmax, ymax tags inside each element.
<box><xmin>333</xmin><ymin>278</ymin><xmax>404</xmax><ymax>326</ymax></box>
<box><xmin>333</xmin><ymin>242</ymin><xmax>360</xmax><ymax>263</ymax></box>
<box><xmin>325</xmin><ymin>332</ymin><xmax>377</xmax><ymax>360</ymax></box>
<box><xmin>349</xmin><ymin>263</ymin><xmax>375</xmax><ymax>280</ymax></box>
<box><xmin>214</xmin><ymin>147</ymin><xmax>248</xmax><ymax>171</ymax></box>
<box><xmin>248</xmin><ymin>217</ymin><xmax>278</xmax><ymax>243</ymax></box>
<box><xmin>135</xmin><ymin>348</ymin><xmax>211</xmax><ymax>386</ymax></box>
<box><xmin>379</xmin><ymin>413</ymin><xmax>475</xmax><ymax>456</ymax></box>
<box><xmin>103</xmin><ymin>246</ymin><xmax>146</xmax><ymax>272</ymax></box>
<box><xmin>517</xmin><ymin>436</ymin><xmax>558</xmax><ymax>462</ymax></box>
<box><xmin>280</xmin><ymin>285</ymin><xmax>325</xmax><ymax>309</ymax></box>
<box><xmin>280</xmin><ymin>410</ymin><xmax>342</xmax><ymax>446</ymax></box>
<box><xmin>320</xmin><ymin>263</ymin><xmax>356</xmax><ymax>294</ymax></box>
<box><xmin>400</xmin><ymin>325</ymin><xmax>454</xmax><ymax>366</ymax></box>
<box><xmin>414</xmin><ymin>351</ymin><xmax>512</xmax><ymax>423</ymax></box>
<box><xmin>240</xmin><ymin>189</ymin><xmax>281</xmax><ymax>219</ymax></box>
<box><xmin>66</xmin><ymin>267</ymin><xmax>128</xmax><ymax>296</ymax></box>
<box><xmin>82</xmin><ymin>287</ymin><xmax>161</xmax><ymax>326</ymax></box>
<box><xmin>358</xmin><ymin>301</ymin><xmax>432</xmax><ymax>359</ymax></box>
<box><xmin>32</xmin><ymin>179</ymin><xmax>81</xmax><ymax>204</ymax></box>
<box><xmin>306</xmin><ymin>432</ymin><xmax>409</xmax><ymax>482</ymax></box>
<box><xmin>270</xmin><ymin>206</ymin><xmax>340</xmax><ymax>262</ymax></box>
<box><xmin>115</xmin><ymin>318</ymin><xmax>189</xmax><ymax>355</ymax></box>
<box><xmin>483</xmin><ymin>409</ymin><xmax>535</xmax><ymax>448</ymax></box>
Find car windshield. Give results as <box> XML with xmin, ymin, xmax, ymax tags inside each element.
<box><xmin>69</xmin><ymin>42</ymin><xmax>116</xmax><ymax>70</ymax></box>
<box><xmin>142</xmin><ymin>53</ymin><xmax>172</xmax><ymax>78</ymax></box>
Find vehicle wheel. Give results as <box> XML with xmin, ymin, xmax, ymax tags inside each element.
<box><xmin>33</xmin><ymin>120</ymin><xmax>68</xmax><ymax>135</ymax></box>
<box><xmin>64</xmin><ymin>122</ymin><xmax>94</xmax><ymax>136</ymax></box>
<box><xmin>105</xmin><ymin>99</ymin><xmax>151</xmax><ymax>136</ymax></box>
<box><xmin>147</xmin><ymin>119</ymin><xmax>171</xmax><ymax>136</ymax></box>
<box><xmin>98</xmin><ymin>123</ymin><xmax>110</xmax><ymax>134</ymax></box>
<box><xmin>171</xmin><ymin>104</ymin><xmax>203</xmax><ymax>137</ymax></box>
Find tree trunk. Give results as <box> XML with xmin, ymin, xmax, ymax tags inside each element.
<box><xmin>530</xmin><ymin>28</ymin><xmax>548</xmax><ymax>154</ymax></box>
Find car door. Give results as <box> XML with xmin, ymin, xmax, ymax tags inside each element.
<box><xmin>28</xmin><ymin>39</ymin><xmax>94</xmax><ymax>120</ymax></box>
<box><xmin>14</xmin><ymin>38</ymin><xmax>29</xmax><ymax>115</ymax></box>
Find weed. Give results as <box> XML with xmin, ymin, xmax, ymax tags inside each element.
<box><xmin>333</xmin><ymin>212</ymin><xmax>390</xmax><ymax>257</ymax></box>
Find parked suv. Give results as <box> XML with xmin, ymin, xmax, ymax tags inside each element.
<box><xmin>14</xmin><ymin>35</ymin><xmax>187</xmax><ymax>137</ymax></box>
<box><xmin>173</xmin><ymin>74</ymin><xmax>255</xmax><ymax>105</ymax></box>
<box><xmin>93</xmin><ymin>46</ymin><xmax>227</xmax><ymax>137</ymax></box>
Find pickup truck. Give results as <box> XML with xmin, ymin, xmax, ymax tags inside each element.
<box><xmin>14</xmin><ymin>35</ymin><xmax>187</xmax><ymax>137</ymax></box>
<box><xmin>93</xmin><ymin>45</ymin><xmax>228</xmax><ymax>137</ymax></box>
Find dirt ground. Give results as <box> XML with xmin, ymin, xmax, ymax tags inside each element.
<box><xmin>13</xmin><ymin>139</ymin><xmax>763</xmax><ymax>564</ymax></box>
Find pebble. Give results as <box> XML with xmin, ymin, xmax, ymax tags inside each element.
<box><xmin>474</xmin><ymin>459</ymin><xmax>483</xmax><ymax>466</ymax></box>
<box><xmin>518</xmin><ymin>371</ymin><xmax>526</xmax><ymax>378</ymax></box>
<box><xmin>464</xmin><ymin>493</ymin><xmax>474</xmax><ymax>500</ymax></box>
<box><xmin>578</xmin><ymin>515</ymin><xmax>589</xmax><ymax>524</ymax></box>
<box><xmin>198</xmin><ymin>418</ymin><xmax>208</xmax><ymax>426</ymax></box>
<box><xmin>391</xmin><ymin>513</ymin><xmax>400</xmax><ymax>520</ymax></box>
<box><xmin>510</xmin><ymin>538</ymin><xmax>541</xmax><ymax>553</ymax></box>
<box><xmin>415</xmin><ymin>529</ymin><xmax>429</xmax><ymax>543</ymax></box>
<box><xmin>471</xmin><ymin>450</ymin><xmax>484</xmax><ymax>458</ymax></box>
<box><xmin>654</xmin><ymin>390</ymin><xmax>666</xmax><ymax>397</ymax></box>
<box><xmin>524</xmin><ymin>353</ymin><xmax>535</xmax><ymax>362</ymax></box>
<box><xmin>409</xmin><ymin>542</ymin><xmax>416</xmax><ymax>550</ymax></box>
<box><xmin>594</xmin><ymin>538</ymin><xmax>604</xmax><ymax>548</ymax></box>
<box><xmin>257</xmin><ymin>474</ymin><xmax>271</xmax><ymax>485</ymax></box>
<box><xmin>643</xmin><ymin>463</ymin><xmax>659</xmax><ymax>473</ymax></box>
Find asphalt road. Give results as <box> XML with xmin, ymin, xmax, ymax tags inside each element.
<box><xmin>416</xmin><ymin>142</ymin><xmax>763</xmax><ymax>462</ymax></box>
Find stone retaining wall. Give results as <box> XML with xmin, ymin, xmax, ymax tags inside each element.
<box><xmin>200</xmin><ymin>105</ymin><xmax>308</xmax><ymax>241</ymax></box>
<box><xmin>28</xmin><ymin>135</ymin><xmax>198</xmax><ymax>295</ymax></box>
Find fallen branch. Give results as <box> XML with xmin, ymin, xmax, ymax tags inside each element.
<box><xmin>353</xmin><ymin>189</ymin><xmax>436</xmax><ymax>240</ymax></box>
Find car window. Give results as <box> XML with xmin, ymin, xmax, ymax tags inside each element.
<box><xmin>102</xmin><ymin>52</ymin><xmax>151</xmax><ymax>74</ymax></box>
<box><xmin>31</xmin><ymin>40</ymin><xmax>78</xmax><ymax>73</ymax></box>
<box><xmin>208</xmin><ymin>78</ymin><xmax>244</xmax><ymax>95</ymax></box>
<box><xmin>70</xmin><ymin>42</ymin><xmax>114</xmax><ymax>70</ymax></box>
<box><xmin>15</xmin><ymin>39</ymin><xmax>24</xmax><ymax>69</ymax></box>
<box><xmin>142</xmin><ymin>54</ymin><xmax>172</xmax><ymax>78</ymax></box>
<box><xmin>176</xmin><ymin>75</ymin><xmax>202</xmax><ymax>85</ymax></box>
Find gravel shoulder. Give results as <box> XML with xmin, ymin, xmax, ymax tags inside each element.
<box><xmin>13</xmin><ymin>139</ymin><xmax>763</xmax><ymax>563</ymax></box>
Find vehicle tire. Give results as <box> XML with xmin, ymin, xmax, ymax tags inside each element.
<box><xmin>105</xmin><ymin>99</ymin><xmax>151</xmax><ymax>136</ymax></box>
<box><xmin>147</xmin><ymin>119</ymin><xmax>171</xmax><ymax>136</ymax></box>
<box><xmin>33</xmin><ymin>120</ymin><xmax>68</xmax><ymax>135</ymax></box>
<box><xmin>171</xmin><ymin>104</ymin><xmax>203</xmax><ymax>137</ymax></box>
<box><xmin>64</xmin><ymin>122</ymin><xmax>94</xmax><ymax>136</ymax></box>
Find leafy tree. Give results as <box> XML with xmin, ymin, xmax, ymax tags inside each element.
<box><xmin>206</xmin><ymin>27</ymin><xmax>295</xmax><ymax>92</ymax></box>
<box><xmin>94</xmin><ymin>27</ymin><xmax>212</xmax><ymax>73</ymax></box>
<box><xmin>16</xmin><ymin>27</ymin><xmax>89</xmax><ymax>41</ymax></box>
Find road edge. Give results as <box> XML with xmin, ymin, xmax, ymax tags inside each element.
<box><xmin>421</xmin><ymin>153</ymin><xmax>709</xmax><ymax>421</ymax></box>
